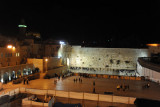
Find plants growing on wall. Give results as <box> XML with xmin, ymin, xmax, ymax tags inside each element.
<box><xmin>105</xmin><ymin>65</ymin><xmax>109</xmax><ymax>67</ymax></box>
<box><xmin>117</xmin><ymin>60</ymin><xmax>120</xmax><ymax>64</ymax></box>
<box><xmin>125</xmin><ymin>61</ymin><xmax>130</xmax><ymax>64</ymax></box>
<box><xmin>110</xmin><ymin>59</ymin><xmax>113</xmax><ymax>64</ymax></box>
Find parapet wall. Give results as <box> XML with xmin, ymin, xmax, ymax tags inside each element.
<box><xmin>69</xmin><ymin>46</ymin><xmax>149</xmax><ymax>71</ymax></box>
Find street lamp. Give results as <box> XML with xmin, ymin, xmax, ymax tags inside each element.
<box><xmin>7</xmin><ymin>45</ymin><xmax>13</xmax><ymax>49</ymax></box>
<box><xmin>7</xmin><ymin>45</ymin><xmax>16</xmax><ymax>51</ymax></box>
<box><xmin>45</xmin><ymin>58</ymin><xmax>48</xmax><ymax>62</ymax></box>
<box><xmin>45</xmin><ymin>58</ymin><xmax>48</xmax><ymax>73</ymax></box>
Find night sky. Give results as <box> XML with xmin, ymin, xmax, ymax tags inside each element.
<box><xmin>0</xmin><ymin>1</ymin><xmax>160</xmax><ymax>47</ymax></box>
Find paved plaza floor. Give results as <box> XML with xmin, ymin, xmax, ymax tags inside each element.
<box><xmin>1</xmin><ymin>75</ymin><xmax>160</xmax><ymax>102</ymax></box>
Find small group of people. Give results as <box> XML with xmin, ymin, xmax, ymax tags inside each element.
<box><xmin>117</xmin><ymin>84</ymin><xmax>129</xmax><ymax>91</ymax></box>
<box><xmin>23</xmin><ymin>78</ymin><xmax>29</xmax><ymax>85</ymax></box>
<box><xmin>143</xmin><ymin>83</ymin><xmax>150</xmax><ymax>89</ymax></box>
<box><xmin>73</xmin><ymin>78</ymin><xmax>82</xmax><ymax>83</ymax></box>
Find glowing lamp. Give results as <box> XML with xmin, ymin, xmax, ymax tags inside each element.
<box><xmin>18</xmin><ymin>25</ymin><xmax>27</xmax><ymax>28</ymax></box>
<box><xmin>12</xmin><ymin>46</ymin><xmax>15</xmax><ymax>50</ymax></box>
<box><xmin>59</xmin><ymin>41</ymin><xmax>65</xmax><ymax>45</ymax></box>
<box><xmin>7</xmin><ymin>45</ymin><xmax>12</xmax><ymax>49</ymax></box>
<box><xmin>45</xmin><ymin>59</ymin><xmax>48</xmax><ymax>62</ymax></box>
<box><xmin>147</xmin><ymin>44</ymin><xmax>160</xmax><ymax>47</ymax></box>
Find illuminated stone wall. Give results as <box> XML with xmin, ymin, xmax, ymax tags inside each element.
<box><xmin>43</xmin><ymin>57</ymin><xmax>62</xmax><ymax>71</ymax></box>
<box><xmin>68</xmin><ymin>46</ymin><xmax>149</xmax><ymax>71</ymax></box>
<box><xmin>27</xmin><ymin>58</ymin><xmax>43</xmax><ymax>73</ymax></box>
<box><xmin>27</xmin><ymin>57</ymin><xmax>62</xmax><ymax>73</ymax></box>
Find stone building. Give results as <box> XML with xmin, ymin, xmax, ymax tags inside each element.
<box><xmin>0</xmin><ymin>37</ymin><xmax>35</xmax><ymax>83</ymax></box>
<box><xmin>0</xmin><ymin>46</ymin><xmax>21</xmax><ymax>67</ymax></box>
<box><xmin>147</xmin><ymin>44</ymin><xmax>160</xmax><ymax>57</ymax></box>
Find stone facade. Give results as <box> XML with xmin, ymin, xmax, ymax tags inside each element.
<box><xmin>27</xmin><ymin>58</ymin><xmax>43</xmax><ymax>73</ymax></box>
<box><xmin>0</xmin><ymin>47</ymin><xmax>21</xmax><ymax>67</ymax></box>
<box><xmin>148</xmin><ymin>45</ymin><xmax>160</xmax><ymax>56</ymax></box>
<box><xmin>27</xmin><ymin>57</ymin><xmax>62</xmax><ymax>73</ymax></box>
<box><xmin>67</xmin><ymin>46</ymin><xmax>149</xmax><ymax>73</ymax></box>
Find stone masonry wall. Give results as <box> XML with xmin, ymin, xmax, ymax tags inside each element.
<box><xmin>27</xmin><ymin>58</ymin><xmax>43</xmax><ymax>73</ymax></box>
<box><xmin>69</xmin><ymin>46</ymin><xmax>149</xmax><ymax>71</ymax></box>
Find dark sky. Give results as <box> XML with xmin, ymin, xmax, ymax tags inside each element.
<box><xmin>0</xmin><ymin>1</ymin><xmax>160</xmax><ymax>47</ymax></box>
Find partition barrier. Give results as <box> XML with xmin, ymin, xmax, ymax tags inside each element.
<box><xmin>74</xmin><ymin>73</ymin><xmax>142</xmax><ymax>81</ymax></box>
<box><xmin>19</xmin><ymin>88</ymin><xmax>136</xmax><ymax>104</ymax></box>
<box><xmin>0</xmin><ymin>87</ymin><xmax>136</xmax><ymax>105</ymax></box>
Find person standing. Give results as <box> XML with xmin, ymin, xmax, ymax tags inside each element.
<box><xmin>93</xmin><ymin>81</ymin><xmax>95</xmax><ymax>86</ymax></box>
<box><xmin>93</xmin><ymin>87</ymin><xmax>95</xmax><ymax>93</ymax></box>
<box><xmin>74</xmin><ymin>78</ymin><xmax>75</xmax><ymax>83</ymax></box>
<box><xmin>23</xmin><ymin>79</ymin><xmax>25</xmax><ymax>85</ymax></box>
<box><xmin>26</xmin><ymin>79</ymin><xmax>29</xmax><ymax>85</ymax></box>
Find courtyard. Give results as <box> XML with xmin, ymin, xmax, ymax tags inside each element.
<box><xmin>1</xmin><ymin>75</ymin><xmax>160</xmax><ymax>101</ymax></box>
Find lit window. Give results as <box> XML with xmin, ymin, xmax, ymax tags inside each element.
<box><xmin>18</xmin><ymin>53</ymin><xmax>20</xmax><ymax>57</ymax></box>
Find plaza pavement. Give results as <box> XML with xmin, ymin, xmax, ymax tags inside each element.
<box><xmin>1</xmin><ymin>75</ymin><xmax>160</xmax><ymax>102</ymax></box>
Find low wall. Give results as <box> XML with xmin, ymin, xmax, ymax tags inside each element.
<box><xmin>137</xmin><ymin>62</ymin><xmax>160</xmax><ymax>83</ymax></box>
<box><xmin>0</xmin><ymin>87</ymin><xmax>136</xmax><ymax>105</ymax></box>
<box><xmin>19</xmin><ymin>88</ymin><xmax>136</xmax><ymax>105</ymax></box>
<box><xmin>22</xmin><ymin>95</ymin><xmax>48</xmax><ymax>106</ymax></box>
<box><xmin>46</xmin><ymin>66</ymin><xmax>67</xmax><ymax>77</ymax></box>
<box><xmin>44</xmin><ymin>57</ymin><xmax>62</xmax><ymax>70</ymax></box>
